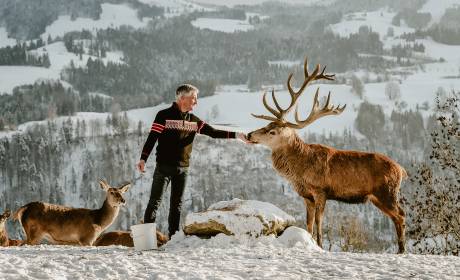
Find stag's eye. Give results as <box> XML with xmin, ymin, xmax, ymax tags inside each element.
<box><xmin>269</xmin><ymin>130</ymin><xmax>277</xmax><ymax>135</ymax></box>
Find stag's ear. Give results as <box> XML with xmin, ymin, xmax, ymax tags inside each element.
<box><xmin>99</xmin><ymin>179</ymin><xmax>110</xmax><ymax>191</ymax></box>
<box><xmin>4</xmin><ymin>209</ymin><xmax>11</xmax><ymax>217</ymax></box>
<box><xmin>118</xmin><ymin>182</ymin><xmax>131</xmax><ymax>193</ymax></box>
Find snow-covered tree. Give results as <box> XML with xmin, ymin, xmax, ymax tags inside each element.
<box><xmin>406</xmin><ymin>92</ymin><xmax>460</xmax><ymax>255</ymax></box>
<box><xmin>385</xmin><ymin>81</ymin><xmax>401</xmax><ymax>101</ymax></box>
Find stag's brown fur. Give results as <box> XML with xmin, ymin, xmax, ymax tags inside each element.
<box><xmin>249</xmin><ymin>57</ymin><xmax>407</xmax><ymax>253</ymax></box>
<box><xmin>94</xmin><ymin>230</ymin><xmax>169</xmax><ymax>247</ymax></box>
<box><xmin>13</xmin><ymin>180</ymin><xmax>131</xmax><ymax>246</ymax></box>
<box><xmin>249</xmin><ymin>122</ymin><xmax>407</xmax><ymax>253</ymax></box>
<box><xmin>0</xmin><ymin>210</ymin><xmax>23</xmax><ymax>247</ymax></box>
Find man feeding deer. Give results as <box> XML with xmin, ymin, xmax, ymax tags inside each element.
<box><xmin>137</xmin><ymin>84</ymin><xmax>250</xmax><ymax>238</ymax></box>
<box><xmin>247</xmin><ymin>58</ymin><xmax>408</xmax><ymax>254</ymax></box>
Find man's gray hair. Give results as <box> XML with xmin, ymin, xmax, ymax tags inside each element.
<box><xmin>176</xmin><ymin>84</ymin><xmax>199</xmax><ymax>101</ymax></box>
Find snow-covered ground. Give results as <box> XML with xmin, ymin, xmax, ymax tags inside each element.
<box><xmin>41</xmin><ymin>3</ymin><xmax>152</xmax><ymax>40</ymax></box>
<box><xmin>329</xmin><ymin>8</ymin><xmax>415</xmax><ymax>39</ymax></box>
<box><xmin>0</xmin><ymin>240</ymin><xmax>458</xmax><ymax>279</ymax></box>
<box><xmin>138</xmin><ymin>0</ymin><xmax>211</xmax><ymax>17</ymax></box>
<box><xmin>191</xmin><ymin>17</ymin><xmax>255</xmax><ymax>33</ymax></box>
<box><xmin>420</xmin><ymin>0</ymin><xmax>460</xmax><ymax>27</ymax></box>
<box><xmin>191</xmin><ymin>0</ymin><xmax>336</xmax><ymax>7</ymax></box>
<box><xmin>191</xmin><ymin>12</ymin><xmax>267</xmax><ymax>33</ymax></box>
<box><xmin>0</xmin><ymin>41</ymin><xmax>124</xmax><ymax>95</ymax></box>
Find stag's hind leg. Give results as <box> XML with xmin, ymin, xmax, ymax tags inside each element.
<box><xmin>370</xmin><ymin>187</ymin><xmax>406</xmax><ymax>254</ymax></box>
<box><xmin>303</xmin><ymin>198</ymin><xmax>316</xmax><ymax>235</ymax></box>
<box><xmin>314</xmin><ymin>195</ymin><xmax>326</xmax><ymax>248</ymax></box>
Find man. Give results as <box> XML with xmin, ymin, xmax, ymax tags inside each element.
<box><xmin>137</xmin><ymin>84</ymin><xmax>248</xmax><ymax>237</ymax></box>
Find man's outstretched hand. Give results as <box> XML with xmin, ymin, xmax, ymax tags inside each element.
<box><xmin>237</xmin><ymin>132</ymin><xmax>252</xmax><ymax>144</ymax></box>
<box><xmin>137</xmin><ymin>160</ymin><xmax>146</xmax><ymax>173</ymax></box>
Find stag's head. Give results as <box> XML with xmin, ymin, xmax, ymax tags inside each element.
<box><xmin>248</xmin><ymin>58</ymin><xmax>346</xmax><ymax>150</ymax></box>
<box><xmin>99</xmin><ymin>179</ymin><xmax>132</xmax><ymax>207</ymax></box>
<box><xmin>0</xmin><ymin>210</ymin><xmax>10</xmax><ymax>224</ymax></box>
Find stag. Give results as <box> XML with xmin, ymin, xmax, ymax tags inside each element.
<box><xmin>0</xmin><ymin>210</ymin><xmax>22</xmax><ymax>246</ymax></box>
<box><xmin>248</xmin><ymin>58</ymin><xmax>407</xmax><ymax>253</ymax></box>
<box><xmin>13</xmin><ymin>179</ymin><xmax>131</xmax><ymax>246</ymax></box>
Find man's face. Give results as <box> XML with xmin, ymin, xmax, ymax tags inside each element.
<box><xmin>179</xmin><ymin>90</ymin><xmax>198</xmax><ymax>112</ymax></box>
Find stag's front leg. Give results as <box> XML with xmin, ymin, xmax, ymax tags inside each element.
<box><xmin>314</xmin><ymin>195</ymin><xmax>326</xmax><ymax>248</ymax></box>
<box><xmin>303</xmin><ymin>198</ymin><xmax>316</xmax><ymax>234</ymax></box>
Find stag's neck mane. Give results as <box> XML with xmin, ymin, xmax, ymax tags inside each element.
<box><xmin>93</xmin><ymin>200</ymin><xmax>120</xmax><ymax>230</ymax></box>
<box><xmin>273</xmin><ymin>131</ymin><xmax>306</xmax><ymax>154</ymax></box>
<box><xmin>271</xmin><ymin>133</ymin><xmax>310</xmax><ymax>180</ymax></box>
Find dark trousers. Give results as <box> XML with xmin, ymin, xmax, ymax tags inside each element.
<box><xmin>144</xmin><ymin>163</ymin><xmax>188</xmax><ymax>237</ymax></box>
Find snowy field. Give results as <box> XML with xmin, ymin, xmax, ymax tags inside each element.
<box><xmin>329</xmin><ymin>8</ymin><xmax>415</xmax><ymax>39</ymax></box>
<box><xmin>0</xmin><ymin>239</ymin><xmax>458</xmax><ymax>279</ymax></box>
<box><xmin>41</xmin><ymin>3</ymin><xmax>152</xmax><ymax>40</ymax></box>
<box><xmin>191</xmin><ymin>17</ymin><xmax>255</xmax><ymax>33</ymax></box>
<box><xmin>0</xmin><ymin>41</ymin><xmax>124</xmax><ymax>95</ymax></box>
<box><xmin>420</xmin><ymin>0</ymin><xmax>460</xmax><ymax>26</ymax></box>
<box><xmin>191</xmin><ymin>0</ymin><xmax>336</xmax><ymax>7</ymax></box>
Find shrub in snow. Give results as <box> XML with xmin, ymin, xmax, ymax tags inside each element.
<box><xmin>405</xmin><ymin>93</ymin><xmax>460</xmax><ymax>255</ymax></box>
<box><xmin>183</xmin><ymin>198</ymin><xmax>295</xmax><ymax>237</ymax></box>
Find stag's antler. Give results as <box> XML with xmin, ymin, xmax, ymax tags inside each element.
<box><xmin>252</xmin><ymin>57</ymin><xmax>346</xmax><ymax>128</ymax></box>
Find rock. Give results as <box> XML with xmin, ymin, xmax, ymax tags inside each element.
<box><xmin>183</xmin><ymin>198</ymin><xmax>295</xmax><ymax>237</ymax></box>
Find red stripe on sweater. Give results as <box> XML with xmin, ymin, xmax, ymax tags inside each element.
<box><xmin>151</xmin><ymin>122</ymin><xmax>165</xmax><ymax>128</ymax></box>
<box><xmin>197</xmin><ymin>122</ymin><xmax>205</xmax><ymax>133</ymax></box>
<box><xmin>152</xmin><ymin>123</ymin><xmax>165</xmax><ymax>129</ymax></box>
<box><xmin>151</xmin><ymin>128</ymin><xmax>163</xmax><ymax>133</ymax></box>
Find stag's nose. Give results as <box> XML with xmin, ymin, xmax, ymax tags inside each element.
<box><xmin>247</xmin><ymin>132</ymin><xmax>253</xmax><ymax>140</ymax></box>
<box><xmin>121</xmin><ymin>198</ymin><xmax>125</xmax><ymax>205</ymax></box>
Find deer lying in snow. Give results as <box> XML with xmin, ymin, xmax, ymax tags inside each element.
<box><xmin>94</xmin><ymin>230</ymin><xmax>169</xmax><ymax>247</ymax></box>
<box><xmin>248</xmin><ymin>58</ymin><xmax>407</xmax><ymax>253</ymax></box>
<box><xmin>0</xmin><ymin>210</ymin><xmax>22</xmax><ymax>246</ymax></box>
<box><xmin>13</xmin><ymin>179</ymin><xmax>131</xmax><ymax>246</ymax></box>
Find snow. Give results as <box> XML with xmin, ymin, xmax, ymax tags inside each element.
<box><xmin>329</xmin><ymin>9</ymin><xmax>415</xmax><ymax>39</ymax></box>
<box><xmin>0</xmin><ymin>242</ymin><xmax>458</xmax><ymax>279</ymax></box>
<box><xmin>0</xmin><ymin>27</ymin><xmax>17</xmax><ymax>48</ymax></box>
<box><xmin>191</xmin><ymin>17</ymin><xmax>255</xmax><ymax>33</ymax></box>
<box><xmin>0</xmin><ymin>41</ymin><xmax>124</xmax><ymax>95</ymax></box>
<box><xmin>268</xmin><ymin>60</ymin><xmax>301</xmax><ymax>67</ymax></box>
<box><xmin>420</xmin><ymin>0</ymin><xmax>460</xmax><ymax>27</ymax></box>
<box><xmin>192</xmin><ymin>0</ymin><xmax>336</xmax><ymax>7</ymax></box>
<box><xmin>277</xmin><ymin>226</ymin><xmax>319</xmax><ymax>249</ymax></box>
<box><xmin>41</xmin><ymin>3</ymin><xmax>152</xmax><ymax>40</ymax></box>
<box><xmin>0</xmin><ymin>66</ymin><xmax>57</xmax><ymax>95</ymax></box>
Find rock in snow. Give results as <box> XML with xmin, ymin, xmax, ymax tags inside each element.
<box><xmin>183</xmin><ymin>198</ymin><xmax>296</xmax><ymax>237</ymax></box>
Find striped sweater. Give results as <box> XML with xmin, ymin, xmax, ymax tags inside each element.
<box><xmin>140</xmin><ymin>102</ymin><xmax>236</xmax><ymax>167</ymax></box>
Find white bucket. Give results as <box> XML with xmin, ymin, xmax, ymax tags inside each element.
<box><xmin>130</xmin><ymin>223</ymin><xmax>157</xmax><ymax>251</ymax></box>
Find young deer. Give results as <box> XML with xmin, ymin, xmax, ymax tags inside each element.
<box><xmin>248</xmin><ymin>58</ymin><xmax>407</xmax><ymax>253</ymax></box>
<box><xmin>13</xmin><ymin>179</ymin><xmax>131</xmax><ymax>246</ymax></box>
<box><xmin>0</xmin><ymin>210</ymin><xmax>22</xmax><ymax>246</ymax></box>
<box><xmin>94</xmin><ymin>230</ymin><xmax>169</xmax><ymax>247</ymax></box>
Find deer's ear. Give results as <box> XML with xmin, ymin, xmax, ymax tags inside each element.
<box><xmin>4</xmin><ymin>209</ymin><xmax>11</xmax><ymax>217</ymax></box>
<box><xmin>99</xmin><ymin>179</ymin><xmax>110</xmax><ymax>191</ymax></box>
<box><xmin>118</xmin><ymin>182</ymin><xmax>131</xmax><ymax>193</ymax></box>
